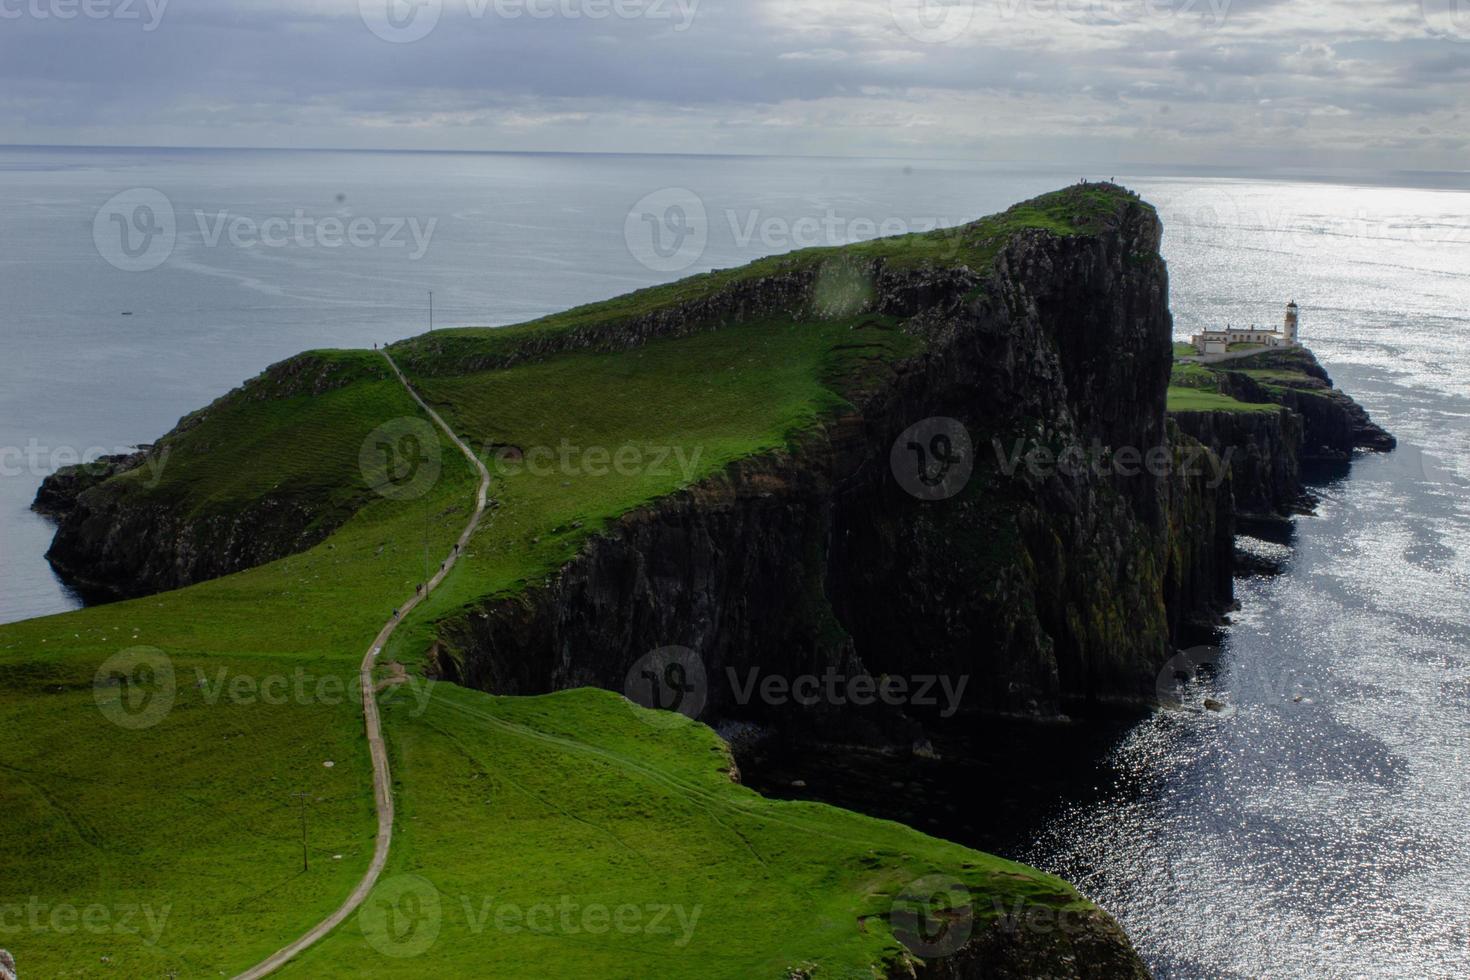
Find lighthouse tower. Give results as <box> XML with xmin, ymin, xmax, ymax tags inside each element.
<box><xmin>1284</xmin><ymin>300</ymin><xmax>1300</xmax><ymax>346</ymax></box>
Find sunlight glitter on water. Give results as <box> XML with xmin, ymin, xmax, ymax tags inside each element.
<box><xmin>1029</xmin><ymin>179</ymin><xmax>1470</xmax><ymax>978</ymax></box>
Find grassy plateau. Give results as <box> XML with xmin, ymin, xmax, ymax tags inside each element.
<box><xmin>1</xmin><ymin>186</ymin><xmax>1145</xmax><ymax>977</ymax></box>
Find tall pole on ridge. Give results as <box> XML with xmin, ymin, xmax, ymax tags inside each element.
<box><xmin>293</xmin><ymin>790</ymin><xmax>310</xmax><ymax>872</ymax></box>
<box><xmin>429</xmin><ymin>290</ymin><xmax>434</xmax><ymax>332</ymax></box>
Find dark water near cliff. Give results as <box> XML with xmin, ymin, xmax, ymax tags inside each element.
<box><xmin>3</xmin><ymin>147</ymin><xmax>1468</xmax><ymax>977</ymax></box>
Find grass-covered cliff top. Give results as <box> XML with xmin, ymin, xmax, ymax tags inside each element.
<box><xmin>389</xmin><ymin>182</ymin><xmax>1153</xmax><ymax>377</ymax></box>
<box><xmin>1167</xmin><ymin>345</ymin><xmax>1331</xmax><ymax>414</ymax></box>
<box><xmin>4</xmin><ymin>185</ymin><xmax>1156</xmax><ymax>976</ymax></box>
<box><xmin>1168</xmin><ymin>358</ymin><xmax>1287</xmax><ymax>414</ymax></box>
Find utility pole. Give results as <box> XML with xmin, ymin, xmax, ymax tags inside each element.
<box><xmin>293</xmin><ymin>791</ymin><xmax>310</xmax><ymax>872</ymax></box>
<box><xmin>429</xmin><ymin>290</ymin><xmax>434</xmax><ymax>332</ymax></box>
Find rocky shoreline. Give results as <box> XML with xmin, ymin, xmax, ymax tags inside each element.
<box><xmin>27</xmin><ymin>186</ymin><xmax>1400</xmax><ymax>978</ymax></box>
<box><xmin>34</xmin><ymin>190</ymin><xmax>1395</xmax><ymax>738</ymax></box>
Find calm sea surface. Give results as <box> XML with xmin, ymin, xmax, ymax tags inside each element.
<box><xmin>2</xmin><ymin>147</ymin><xmax>1467</xmax><ymax>976</ymax></box>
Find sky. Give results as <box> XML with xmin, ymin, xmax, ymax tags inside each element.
<box><xmin>1</xmin><ymin>0</ymin><xmax>1468</xmax><ymax>169</ymax></box>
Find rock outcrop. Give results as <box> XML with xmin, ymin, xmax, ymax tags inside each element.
<box><xmin>429</xmin><ymin>188</ymin><xmax>1229</xmax><ymax>722</ymax></box>
<box><xmin>1213</xmin><ymin>348</ymin><xmax>1395</xmax><ymax>458</ymax></box>
<box><xmin>1171</xmin><ymin>346</ymin><xmax>1394</xmax><ymax>523</ymax></box>
<box><xmin>1168</xmin><ymin>408</ymin><xmax>1307</xmax><ymax>519</ymax></box>
<box><xmin>31</xmin><ymin>449</ymin><xmax>148</xmax><ymax>517</ymax></box>
<box><xmin>34</xmin><ymin>352</ymin><xmax>388</xmax><ymax>600</ymax></box>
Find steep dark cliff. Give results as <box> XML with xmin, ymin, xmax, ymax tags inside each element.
<box><xmin>1169</xmin><ymin>408</ymin><xmax>1307</xmax><ymax>520</ymax></box>
<box><xmin>36</xmin><ymin>351</ymin><xmax>391</xmax><ymax>600</ymax></box>
<box><xmin>1212</xmin><ymin>348</ymin><xmax>1395</xmax><ymax>458</ymax></box>
<box><xmin>1170</xmin><ymin>346</ymin><xmax>1394</xmax><ymax>523</ymax></box>
<box><xmin>39</xmin><ymin>185</ymin><xmax>1236</xmax><ymax>726</ymax></box>
<box><xmin>31</xmin><ymin>449</ymin><xmax>148</xmax><ymax>518</ymax></box>
<box><xmin>426</xmin><ymin>188</ymin><xmax>1230</xmax><ymax>724</ymax></box>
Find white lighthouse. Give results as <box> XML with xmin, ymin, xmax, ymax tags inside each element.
<box><xmin>1189</xmin><ymin>299</ymin><xmax>1302</xmax><ymax>354</ymax></box>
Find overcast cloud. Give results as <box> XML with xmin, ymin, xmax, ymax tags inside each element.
<box><xmin>0</xmin><ymin>0</ymin><xmax>1466</xmax><ymax>167</ymax></box>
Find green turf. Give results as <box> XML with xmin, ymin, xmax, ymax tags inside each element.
<box><xmin>1166</xmin><ymin>359</ymin><xmax>1280</xmax><ymax>414</ymax></box>
<box><xmin>1</xmin><ymin>184</ymin><xmax>1146</xmax><ymax>977</ymax></box>
<box><xmin>1166</xmin><ymin>387</ymin><xmax>1281</xmax><ymax>413</ymax></box>
<box><xmin>277</xmin><ymin>686</ymin><xmax>1093</xmax><ymax>979</ymax></box>
<box><xmin>384</xmin><ymin>313</ymin><xmax>918</xmax><ymax>668</ymax></box>
<box><xmin>389</xmin><ymin>183</ymin><xmax>1151</xmax><ymax>378</ymax></box>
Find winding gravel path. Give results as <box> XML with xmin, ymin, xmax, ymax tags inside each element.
<box><xmin>232</xmin><ymin>350</ymin><xmax>490</xmax><ymax>979</ymax></box>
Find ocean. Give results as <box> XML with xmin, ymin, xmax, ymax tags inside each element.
<box><xmin>2</xmin><ymin>146</ymin><xmax>1467</xmax><ymax>976</ymax></box>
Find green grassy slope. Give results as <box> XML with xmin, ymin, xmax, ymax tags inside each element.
<box><xmin>73</xmin><ymin>351</ymin><xmax>400</xmax><ymax>537</ymax></box>
<box><xmin>3</xmin><ymin>185</ymin><xmax>1149</xmax><ymax>977</ymax></box>
<box><xmin>1167</xmin><ymin>360</ymin><xmax>1280</xmax><ymax>414</ymax></box>
<box><xmin>389</xmin><ymin>183</ymin><xmax>1146</xmax><ymax>378</ymax></box>
<box><xmin>0</xmin><ymin>366</ymin><xmax>476</xmax><ymax>976</ymax></box>
<box><xmin>383</xmin><ymin>313</ymin><xmax>917</xmax><ymax>669</ymax></box>
<box><xmin>280</xmin><ymin>687</ymin><xmax>1095</xmax><ymax>979</ymax></box>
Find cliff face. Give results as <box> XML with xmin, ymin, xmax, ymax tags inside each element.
<box><xmin>40</xmin><ymin>187</ymin><xmax>1237</xmax><ymax>726</ymax></box>
<box><xmin>430</xmin><ymin>192</ymin><xmax>1228</xmax><ymax>722</ymax></box>
<box><xmin>31</xmin><ymin>450</ymin><xmax>147</xmax><ymax>518</ymax></box>
<box><xmin>43</xmin><ymin>490</ymin><xmax>337</xmax><ymax>600</ymax></box>
<box><xmin>1169</xmin><ymin>346</ymin><xmax>1395</xmax><ymax>523</ymax></box>
<box><xmin>1169</xmin><ymin>408</ymin><xmax>1306</xmax><ymax>519</ymax></box>
<box><xmin>35</xmin><ymin>353</ymin><xmax>389</xmax><ymax>600</ymax></box>
<box><xmin>1160</xmin><ymin>421</ymin><xmax>1236</xmax><ymax>639</ymax></box>
<box><xmin>1212</xmin><ymin>354</ymin><xmax>1395</xmax><ymax>459</ymax></box>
